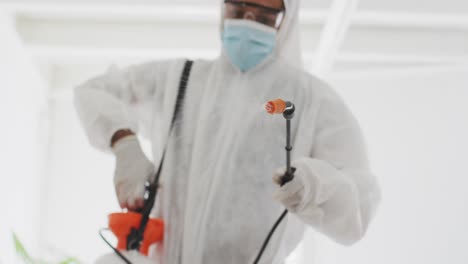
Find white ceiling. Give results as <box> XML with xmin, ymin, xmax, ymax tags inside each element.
<box><xmin>315</xmin><ymin>0</ymin><xmax>468</xmax><ymax>13</ymax></box>
<box><xmin>1</xmin><ymin>0</ymin><xmax>468</xmax><ymax>91</ymax></box>
<box><xmin>3</xmin><ymin>0</ymin><xmax>468</xmax><ymax>13</ymax></box>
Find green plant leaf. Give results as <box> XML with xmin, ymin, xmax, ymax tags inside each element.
<box><xmin>12</xmin><ymin>231</ymin><xmax>82</xmax><ymax>264</ymax></box>
<box><xmin>12</xmin><ymin>232</ymin><xmax>34</xmax><ymax>264</ymax></box>
<box><xmin>58</xmin><ymin>257</ymin><xmax>81</xmax><ymax>264</ymax></box>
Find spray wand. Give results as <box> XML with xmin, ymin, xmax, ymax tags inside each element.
<box><xmin>252</xmin><ymin>99</ymin><xmax>296</xmax><ymax>264</ymax></box>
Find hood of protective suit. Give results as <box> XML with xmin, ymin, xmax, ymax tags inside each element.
<box><xmin>220</xmin><ymin>0</ymin><xmax>303</xmax><ymax>68</ymax></box>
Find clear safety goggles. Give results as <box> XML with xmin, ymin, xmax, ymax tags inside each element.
<box><xmin>223</xmin><ymin>0</ymin><xmax>285</xmax><ymax>29</ymax></box>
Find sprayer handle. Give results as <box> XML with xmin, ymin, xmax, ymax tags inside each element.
<box><xmin>280</xmin><ymin>167</ymin><xmax>296</xmax><ymax>187</ymax></box>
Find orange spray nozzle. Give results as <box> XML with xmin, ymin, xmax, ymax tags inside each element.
<box><xmin>265</xmin><ymin>99</ymin><xmax>286</xmax><ymax>114</ymax></box>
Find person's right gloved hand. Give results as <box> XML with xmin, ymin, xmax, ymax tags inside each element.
<box><xmin>112</xmin><ymin>135</ymin><xmax>154</xmax><ymax>211</ymax></box>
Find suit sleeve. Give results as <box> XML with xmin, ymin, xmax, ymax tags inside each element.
<box><xmin>283</xmin><ymin>88</ymin><xmax>381</xmax><ymax>245</ymax></box>
<box><xmin>74</xmin><ymin>61</ymin><xmax>170</xmax><ymax>152</ymax></box>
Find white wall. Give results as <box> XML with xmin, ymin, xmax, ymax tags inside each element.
<box><xmin>40</xmin><ymin>90</ymin><xmax>118</xmax><ymax>262</ymax></box>
<box><xmin>0</xmin><ymin>14</ymin><xmax>45</xmax><ymax>263</ymax></box>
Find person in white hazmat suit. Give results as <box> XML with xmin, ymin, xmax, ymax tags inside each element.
<box><xmin>75</xmin><ymin>0</ymin><xmax>381</xmax><ymax>263</ymax></box>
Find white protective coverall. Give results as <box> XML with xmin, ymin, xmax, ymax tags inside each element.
<box><xmin>74</xmin><ymin>0</ymin><xmax>381</xmax><ymax>263</ymax></box>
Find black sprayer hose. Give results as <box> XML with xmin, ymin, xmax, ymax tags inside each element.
<box><xmin>99</xmin><ymin>228</ymin><xmax>133</xmax><ymax>264</ymax></box>
<box><xmin>252</xmin><ymin>209</ymin><xmax>288</xmax><ymax>264</ymax></box>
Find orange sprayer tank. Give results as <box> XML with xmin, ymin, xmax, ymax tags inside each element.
<box><xmin>108</xmin><ymin>212</ymin><xmax>164</xmax><ymax>256</ymax></box>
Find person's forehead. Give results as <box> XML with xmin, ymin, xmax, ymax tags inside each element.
<box><xmin>230</xmin><ymin>0</ymin><xmax>285</xmax><ymax>9</ymax></box>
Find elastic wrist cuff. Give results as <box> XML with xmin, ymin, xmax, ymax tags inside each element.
<box><xmin>111</xmin><ymin>135</ymin><xmax>138</xmax><ymax>153</ymax></box>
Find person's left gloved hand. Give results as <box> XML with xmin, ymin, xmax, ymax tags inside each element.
<box><xmin>272</xmin><ymin>158</ymin><xmax>313</xmax><ymax>213</ymax></box>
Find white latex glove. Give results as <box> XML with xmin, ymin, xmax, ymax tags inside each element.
<box><xmin>273</xmin><ymin>157</ymin><xmax>374</xmax><ymax>245</ymax></box>
<box><xmin>272</xmin><ymin>159</ymin><xmax>313</xmax><ymax>213</ymax></box>
<box><xmin>112</xmin><ymin>135</ymin><xmax>154</xmax><ymax>211</ymax></box>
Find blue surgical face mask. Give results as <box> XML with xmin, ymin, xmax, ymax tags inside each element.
<box><xmin>222</xmin><ymin>19</ymin><xmax>277</xmax><ymax>72</ymax></box>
